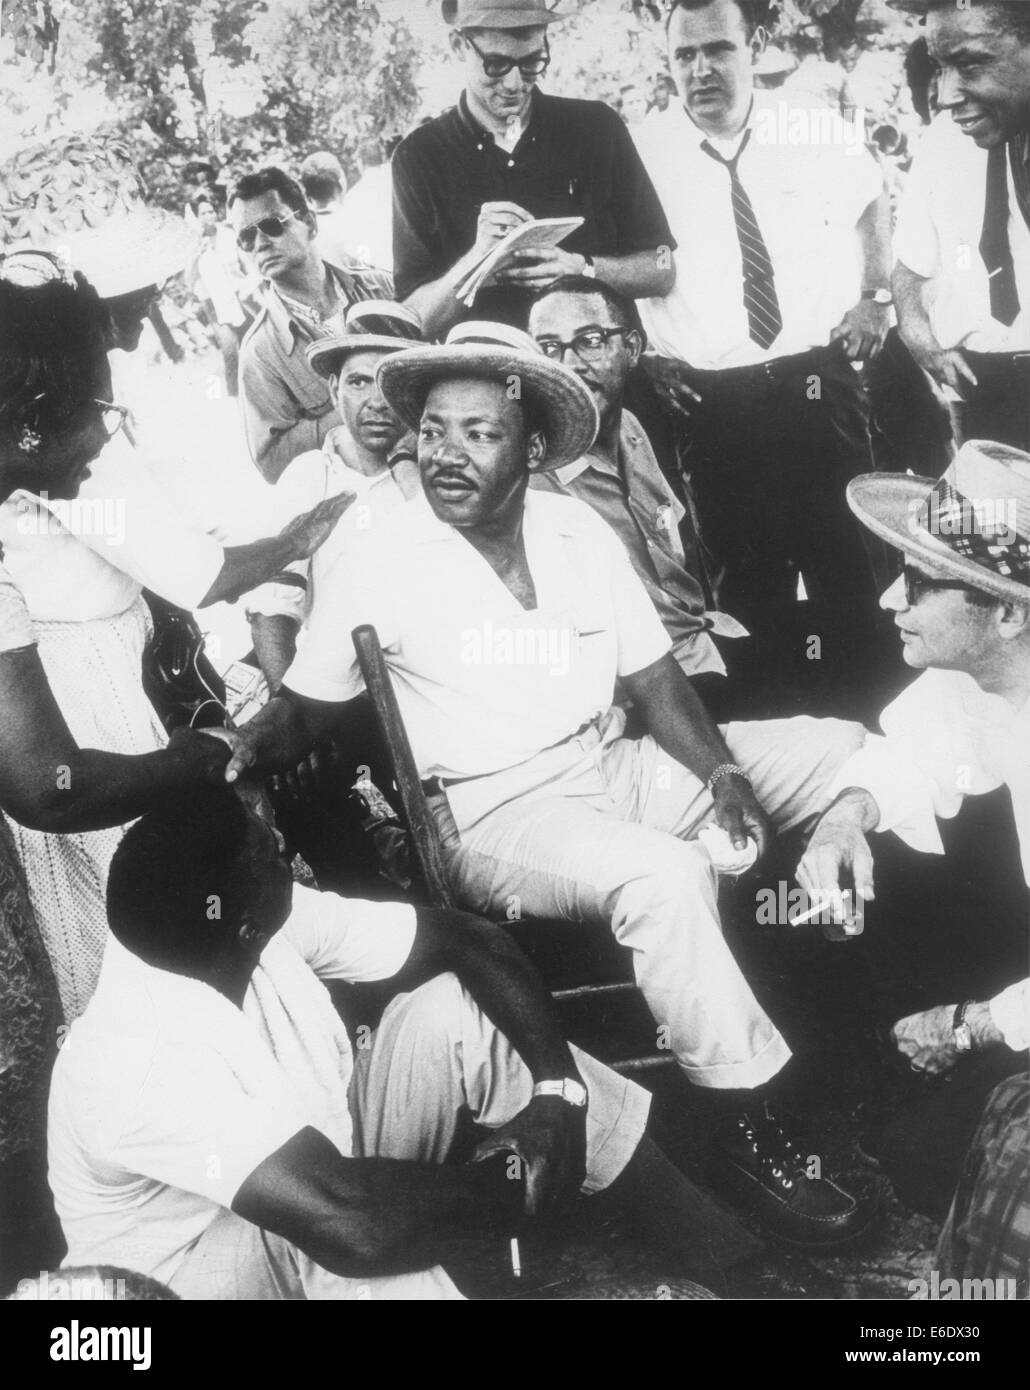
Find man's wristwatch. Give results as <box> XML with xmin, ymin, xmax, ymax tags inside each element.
<box><xmin>861</xmin><ymin>288</ymin><xmax>893</xmax><ymax>306</ymax></box>
<box><xmin>581</xmin><ymin>254</ymin><xmax>597</xmax><ymax>279</ymax></box>
<box><xmin>533</xmin><ymin>1078</ymin><xmax>588</xmax><ymax>1107</ymax></box>
<box><xmin>953</xmin><ymin>1000</ymin><xmax>975</xmax><ymax>1053</ymax></box>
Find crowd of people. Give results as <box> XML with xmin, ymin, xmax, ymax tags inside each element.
<box><xmin>0</xmin><ymin>0</ymin><xmax>1028</xmax><ymax>1302</ymax></box>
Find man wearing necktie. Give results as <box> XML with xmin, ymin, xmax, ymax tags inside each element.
<box><xmin>634</xmin><ymin>0</ymin><xmax>893</xmax><ymax>715</ymax></box>
<box><xmin>891</xmin><ymin>1</ymin><xmax>1030</xmax><ymax>453</ymax></box>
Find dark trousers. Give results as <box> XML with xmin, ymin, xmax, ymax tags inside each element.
<box><xmin>955</xmin><ymin>352</ymin><xmax>1030</xmax><ymax>452</ymax></box>
<box><xmin>849</xmin><ymin>787</ymin><xmax>1030</xmax><ymax>1218</ymax></box>
<box><xmin>675</xmin><ymin>344</ymin><xmax>887</xmax><ymax>714</ymax></box>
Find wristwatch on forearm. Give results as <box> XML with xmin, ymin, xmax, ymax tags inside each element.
<box><xmin>953</xmin><ymin>1000</ymin><xmax>975</xmax><ymax>1053</ymax></box>
<box><xmin>533</xmin><ymin>1078</ymin><xmax>588</xmax><ymax>1107</ymax></box>
<box><xmin>580</xmin><ymin>254</ymin><xmax>597</xmax><ymax>279</ymax></box>
<box><xmin>861</xmin><ymin>287</ymin><xmax>893</xmax><ymax>306</ymax></box>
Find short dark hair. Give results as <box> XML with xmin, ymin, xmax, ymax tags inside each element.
<box><xmin>107</xmin><ymin>788</ymin><xmax>254</xmax><ymax>972</ymax></box>
<box><xmin>0</xmin><ymin>267</ymin><xmax>109</xmax><ymax>456</ymax></box>
<box><xmin>229</xmin><ymin>166</ymin><xmax>311</xmax><ymax>219</ymax></box>
<box><xmin>665</xmin><ymin>0</ymin><xmax>773</xmax><ymax>41</ymax></box>
<box><xmin>906</xmin><ymin>0</ymin><xmax>1030</xmax><ymax>43</ymax></box>
<box><xmin>531</xmin><ymin>274</ymin><xmax>648</xmax><ymax>349</ymax></box>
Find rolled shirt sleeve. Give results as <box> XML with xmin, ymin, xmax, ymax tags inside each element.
<box><xmin>282</xmin><ymin>538</ymin><xmax>388</xmax><ymax>705</ymax></box>
<box><xmin>989</xmin><ymin>980</ymin><xmax>1030</xmax><ymax>1053</ymax></box>
<box><xmin>284</xmin><ymin>883</ymin><xmax>417</xmax><ymax>984</ymax></box>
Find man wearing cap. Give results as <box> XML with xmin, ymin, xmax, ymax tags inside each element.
<box><xmin>217</xmin><ymin>323</ymin><xmax>873</xmax><ymax>1249</ymax></box>
<box><xmin>230</xmin><ymin>167</ymin><xmax>393</xmax><ymax>482</ymax></box>
<box><xmin>247</xmin><ymin>302</ymin><xmax>423</xmax><ymax>694</ymax></box>
<box><xmin>890</xmin><ymin>0</ymin><xmax>1030</xmax><ymax>451</ymax></box>
<box><xmin>798</xmin><ymin>441</ymin><xmax>1030</xmax><ymax>1217</ymax></box>
<box><xmin>527</xmin><ymin>274</ymin><xmax>746</xmax><ymax>688</ymax></box>
<box><xmin>633</xmin><ymin>0</ymin><xmax>893</xmax><ymax>705</ymax></box>
<box><xmin>391</xmin><ymin>0</ymin><xmax>676</xmax><ymax>340</ymax></box>
<box><xmin>300</xmin><ymin>152</ymin><xmax>352</xmax><ymax>269</ymax></box>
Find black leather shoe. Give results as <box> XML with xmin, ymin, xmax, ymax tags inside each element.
<box><xmin>710</xmin><ymin>1107</ymin><xmax>877</xmax><ymax>1251</ymax></box>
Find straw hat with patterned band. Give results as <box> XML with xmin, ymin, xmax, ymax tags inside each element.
<box><xmin>847</xmin><ymin>441</ymin><xmax>1030</xmax><ymax>605</ymax></box>
<box><xmin>441</xmin><ymin>0</ymin><xmax>574</xmax><ymax>29</ymax></box>
<box><xmin>306</xmin><ymin>301</ymin><xmax>424</xmax><ymax>379</ymax></box>
<box><xmin>377</xmin><ymin>321</ymin><xmax>600</xmax><ymax>472</ymax></box>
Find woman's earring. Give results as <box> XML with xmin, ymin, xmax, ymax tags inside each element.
<box><xmin>17</xmin><ymin>424</ymin><xmax>42</xmax><ymax>454</ymax></box>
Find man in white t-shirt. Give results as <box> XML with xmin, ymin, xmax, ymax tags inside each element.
<box><xmin>48</xmin><ymin>784</ymin><xmax>759</xmax><ymax>1299</ymax></box>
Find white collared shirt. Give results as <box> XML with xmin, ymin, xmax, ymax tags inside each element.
<box><xmin>895</xmin><ymin>114</ymin><xmax>1030</xmax><ymax>354</ymax></box>
<box><xmin>47</xmin><ymin>885</ymin><xmax>416</xmax><ymax>1286</ymax></box>
<box><xmin>829</xmin><ymin>667</ymin><xmax>1030</xmax><ymax>1051</ymax></box>
<box><xmin>634</xmin><ymin>93</ymin><xmax>884</xmax><ymax>369</ymax></box>
<box><xmin>284</xmin><ymin>489</ymin><xmax>672</xmax><ymax>781</ymax></box>
<box><xmin>245</xmin><ymin>435</ymin><xmax>420</xmax><ymax>626</ymax></box>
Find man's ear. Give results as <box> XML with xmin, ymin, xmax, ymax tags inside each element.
<box><xmin>527</xmin><ymin>429</ymin><xmax>547</xmax><ymax>470</ymax></box>
<box><xmin>449</xmin><ymin>28</ymin><xmax>467</xmax><ymax>62</ymax></box>
<box><xmin>750</xmin><ymin>25</ymin><xmax>768</xmax><ymax>65</ymax></box>
<box><xmin>625</xmin><ymin>328</ymin><xmax>644</xmax><ymax>370</ymax></box>
<box><xmin>998</xmin><ymin>600</ymin><xmax>1030</xmax><ymax>641</ymax></box>
<box><xmin>237</xmin><ymin>915</ymin><xmax>269</xmax><ymax>951</ymax></box>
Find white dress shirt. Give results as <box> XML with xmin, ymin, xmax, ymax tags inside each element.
<box><xmin>895</xmin><ymin>113</ymin><xmax>1030</xmax><ymax>354</ymax></box>
<box><xmin>284</xmin><ymin>489</ymin><xmax>672</xmax><ymax>781</ymax></box>
<box><xmin>634</xmin><ymin>92</ymin><xmax>884</xmax><ymax>369</ymax></box>
<box><xmin>829</xmin><ymin>667</ymin><xmax>1030</xmax><ymax>1051</ymax></box>
<box><xmin>245</xmin><ymin>435</ymin><xmax>420</xmax><ymax>627</ymax></box>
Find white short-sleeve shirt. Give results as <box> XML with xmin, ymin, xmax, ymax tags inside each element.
<box><xmin>634</xmin><ymin>92</ymin><xmax>884</xmax><ymax>369</ymax></box>
<box><xmin>283</xmin><ymin>489</ymin><xmax>672</xmax><ymax>781</ymax></box>
<box><xmin>47</xmin><ymin>885</ymin><xmax>416</xmax><ymax>1286</ymax></box>
<box><xmin>894</xmin><ymin>114</ymin><xmax>1030</xmax><ymax>354</ymax></box>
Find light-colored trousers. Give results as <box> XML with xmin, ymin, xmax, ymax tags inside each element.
<box><xmin>170</xmin><ymin>972</ymin><xmax>650</xmax><ymax>1301</ymax></box>
<box><xmin>434</xmin><ymin>709</ymin><xmax>866</xmax><ymax>1092</ymax></box>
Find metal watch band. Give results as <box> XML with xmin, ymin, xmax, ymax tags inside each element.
<box><xmin>707</xmin><ymin>762</ymin><xmax>751</xmax><ymax>795</ymax></box>
<box><xmin>953</xmin><ymin>999</ymin><xmax>974</xmax><ymax>1053</ymax></box>
<box><xmin>533</xmin><ymin>1079</ymin><xmax>587</xmax><ymax>1107</ymax></box>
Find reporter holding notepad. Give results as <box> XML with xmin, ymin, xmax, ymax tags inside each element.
<box><xmin>392</xmin><ymin>0</ymin><xmax>676</xmax><ymax>338</ymax></box>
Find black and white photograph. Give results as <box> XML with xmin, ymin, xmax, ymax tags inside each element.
<box><xmin>0</xmin><ymin>0</ymin><xmax>1028</xmax><ymax>1342</ymax></box>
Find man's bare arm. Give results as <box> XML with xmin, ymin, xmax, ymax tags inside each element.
<box><xmin>893</xmin><ymin>260</ymin><xmax>979</xmax><ymax>396</ymax></box>
<box><xmin>233</xmin><ymin>1127</ymin><xmax>521</xmax><ymax>1278</ymax></box>
<box><xmin>621</xmin><ymin>653</ymin><xmax>770</xmax><ymax>855</ymax></box>
<box><xmin>796</xmin><ymin>787</ymin><xmax>882</xmax><ymax>905</ymax></box>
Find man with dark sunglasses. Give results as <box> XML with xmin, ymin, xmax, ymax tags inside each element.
<box><xmin>391</xmin><ymin>0</ymin><xmax>676</xmax><ymax>338</ymax></box>
<box><xmin>230</xmin><ymin>167</ymin><xmax>393</xmax><ymax>482</ymax></box>
<box><xmin>796</xmin><ymin>441</ymin><xmax>1030</xmax><ymax>1227</ymax></box>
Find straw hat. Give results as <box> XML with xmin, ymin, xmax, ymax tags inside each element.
<box><xmin>377</xmin><ymin>321</ymin><xmax>599</xmax><ymax>472</ymax></box>
<box><xmin>442</xmin><ymin>0</ymin><xmax>573</xmax><ymax>28</ymax></box>
<box><xmin>306</xmin><ymin>301</ymin><xmax>424</xmax><ymax>379</ymax></box>
<box><xmin>60</xmin><ymin>208</ymin><xmax>195</xmax><ymax>300</ymax></box>
<box><xmin>847</xmin><ymin>441</ymin><xmax>1030</xmax><ymax>604</ymax></box>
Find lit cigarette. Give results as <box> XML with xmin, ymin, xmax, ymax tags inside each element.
<box><xmin>510</xmin><ymin>1237</ymin><xmax>522</xmax><ymax>1279</ymax></box>
<box><xmin>790</xmin><ymin>894</ymin><xmax>844</xmax><ymax>927</ymax></box>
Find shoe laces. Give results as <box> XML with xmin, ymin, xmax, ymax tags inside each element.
<box><xmin>737</xmin><ymin>1107</ymin><xmax>809</xmax><ymax>1188</ymax></box>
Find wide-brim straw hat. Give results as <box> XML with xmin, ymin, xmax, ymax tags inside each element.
<box><xmin>442</xmin><ymin>0</ymin><xmax>574</xmax><ymax>28</ymax></box>
<box><xmin>847</xmin><ymin>441</ymin><xmax>1030</xmax><ymax>604</ymax></box>
<box><xmin>306</xmin><ymin>300</ymin><xmax>424</xmax><ymax>378</ymax></box>
<box><xmin>60</xmin><ymin>207</ymin><xmax>195</xmax><ymax>299</ymax></box>
<box><xmin>377</xmin><ymin>321</ymin><xmax>599</xmax><ymax>473</ymax></box>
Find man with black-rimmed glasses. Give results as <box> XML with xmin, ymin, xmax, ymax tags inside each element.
<box><xmin>391</xmin><ymin>0</ymin><xmax>676</xmax><ymax>339</ymax></box>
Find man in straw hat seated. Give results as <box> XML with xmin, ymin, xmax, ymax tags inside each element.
<box><xmin>797</xmin><ymin>441</ymin><xmax>1030</xmax><ymax>1218</ymax></box>
<box><xmin>216</xmin><ymin>323</ymin><xmax>876</xmax><ymax>1250</ymax></box>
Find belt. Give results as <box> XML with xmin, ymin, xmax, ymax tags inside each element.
<box><xmin>963</xmin><ymin>349</ymin><xmax>1030</xmax><ymax>366</ymax></box>
<box><xmin>682</xmin><ymin>342</ymin><xmax>845</xmax><ymax>388</ymax></box>
<box><xmin>419</xmin><ymin>716</ymin><xmax>603</xmax><ymax>800</ymax></box>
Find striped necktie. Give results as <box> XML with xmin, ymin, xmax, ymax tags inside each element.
<box><xmin>980</xmin><ymin>144</ymin><xmax>1020</xmax><ymax>327</ymax></box>
<box><xmin>702</xmin><ymin>130</ymin><xmax>783</xmax><ymax>350</ymax></box>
